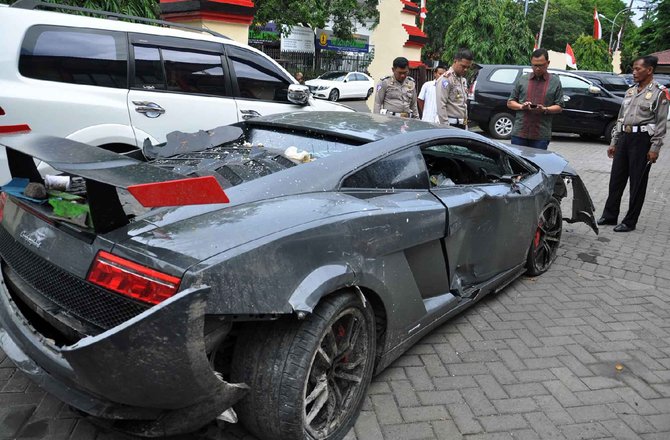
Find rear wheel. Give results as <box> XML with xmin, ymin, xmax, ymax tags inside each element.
<box><xmin>366</xmin><ymin>87</ymin><xmax>373</xmax><ymax>99</ymax></box>
<box><xmin>604</xmin><ymin>120</ymin><xmax>616</xmax><ymax>145</ymax></box>
<box><xmin>329</xmin><ymin>89</ymin><xmax>340</xmax><ymax>102</ymax></box>
<box><xmin>231</xmin><ymin>292</ymin><xmax>376</xmax><ymax>440</ymax></box>
<box><xmin>488</xmin><ymin>112</ymin><xmax>514</xmax><ymax>139</ymax></box>
<box><xmin>526</xmin><ymin>197</ymin><xmax>562</xmax><ymax>276</ymax></box>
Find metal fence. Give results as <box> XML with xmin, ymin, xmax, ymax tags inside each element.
<box><xmin>251</xmin><ymin>45</ymin><xmax>374</xmax><ymax>81</ymax></box>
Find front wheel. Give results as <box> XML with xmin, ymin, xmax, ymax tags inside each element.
<box><xmin>329</xmin><ymin>89</ymin><xmax>340</xmax><ymax>101</ymax></box>
<box><xmin>526</xmin><ymin>197</ymin><xmax>562</xmax><ymax>276</ymax></box>
<box><xmin>604</xmin><ymin>120</ymin><xmax>617</xmax><ymax>145</ymax></box>
<box><xmin>488</xmin><ymin>112</ymin><xmax>514</xmax><ymax>139</ymax></box>
<box><xmin>231</xmin><ymin>292</ymin><xmax>376</xmax><ymax>440</ymax></box>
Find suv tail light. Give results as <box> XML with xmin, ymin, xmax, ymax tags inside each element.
<box><xmin>468</xmin><ymin>80</ymin><xmax>477</xmax><ymax>101</ymax></box>
<box><xmin>87</xmin><ymin>251</ymin><xmax>181</xmax><ymax>305</ymax></box>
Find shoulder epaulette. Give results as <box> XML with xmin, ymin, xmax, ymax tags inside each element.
<box><xmin>407</xmin><ymin>76</ymin><xmax>415</xmax><ymax>82</ymax></box>
<box><xmin>380</xmin><ymin>75</ymin><xmax>391</xmax><ymax>81</ymax></box>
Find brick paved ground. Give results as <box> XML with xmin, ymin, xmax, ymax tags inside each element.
<box><xmin>1</xmin><ymin>133</ymin><xmax>669</xmax><ymax>440</ymax></box>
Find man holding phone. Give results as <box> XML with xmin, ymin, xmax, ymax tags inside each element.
<box><xmin>507</xmin><ymin>48</ymin><xmax>564</xmax><ymax>149</ymax></box>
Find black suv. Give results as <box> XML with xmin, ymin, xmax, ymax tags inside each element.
<box><xmin>571</xmin><ymin>70</ymin><xmax>630</xmax><ymax>98</ymax></box>
<box><xmin>468</xmin><ymin>65</ymin><xmax>622</xmax><ymax>143</ymax></box>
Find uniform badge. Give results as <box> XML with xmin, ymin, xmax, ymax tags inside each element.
<box><xmin>442</xmin><ymin>80</ymin><xmax>448</xmax><ymax>89</ymax></box>
<box><xmin>645</xmin><ymin>91</ymin><xmax>653</xmax><ymax>100</ymax></box>
<box><xmin>376</xmin><ymin>84</ymin><xmax>382</xmax><ymax>91</ymax></box>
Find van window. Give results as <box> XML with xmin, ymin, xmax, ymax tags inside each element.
<box><xmin>19</xmin><ymin>25</ymin><xmax>127</xmax><ymax>88</ymax></box>
<box><xmin>489</xmin><ymin>68</ymin><xmax>518</xmax><ymax>84</ymax></box>
<box><xmin>227</xmin><ymin>46</ymin><xmax>291</xmax><ymax>102</ymax></box>
<box><xmin>132</xmin><ymin>46</ymin><xmax>228</xmax><ymax>96</ymax></box>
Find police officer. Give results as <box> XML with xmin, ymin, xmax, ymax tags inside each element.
<box><xmin>373</xmin><ymin>57</ymin><xmax>419</xmax><ymax>119</ymax></box>
<box><xmin>598</xmin><ymin>55</ymin><xmax>669</xmax><ymax>232</ymax></box>
<box><xmin>436</xmin><ymin>48</ymin><xmax>473</xmax><ymax>129</ymax></box>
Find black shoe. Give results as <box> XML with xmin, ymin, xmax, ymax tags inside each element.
<box><xmin>597</xmin><ymin>217</ymin><xmax>617</xmax><ymax>226</ymax></box>
<box><xmin>613</xmin><ymin>223</ymin><xmax>635</xmax><ymax>232</ymax></box>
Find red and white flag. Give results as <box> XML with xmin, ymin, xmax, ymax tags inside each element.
<box><xmin>420</xmin><ymin>0</ymin><xmax>427</xmax><ymax>29</ymax></box>
<box><xmin>593</xmin><ymin>8</ymin><xmax>602</xmax><ymax>40</ymax></box>
<box><xmin>565</xmin><ymin>43</ymin><xmax>577</xmax><ymax>69</ymax></box>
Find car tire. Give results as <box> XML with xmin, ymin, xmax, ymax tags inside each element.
<box><xmin>526</xmin><ymin>197</ymin><xmax>562</xmax><ymax>276</ymax></box>
<box><xmin>366</xmin><ymin>87</ymin><xmax>373</xmax><ymax>99</ymax></box>
<box><xmin>488</xmin><ymin>112</ymin><xmax>514</xmax><ymax>139</ymax></box>
<box><xmin>231</xmin><ymin>292</ymin><xmax>376</xmax><ymax>440</ymax></box>
<box><xmin>604</xmin><ymin>120</ymin><xmax>616</xmax><ymax>145</ymax></box>
<box><xmin>329</xmin><ymin>89</ymin><xmax>340</xmax><ymax>102</ymax></box>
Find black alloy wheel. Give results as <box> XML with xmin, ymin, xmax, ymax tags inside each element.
<box><xmin>526</xmin><ymin>197</ymin><xmax>562</xmax><ymax>276</ymax></box>
<box><xmin>231</xmin><ymin>292</ymin><xmax>376</xmax><ymax>440</ymax></box>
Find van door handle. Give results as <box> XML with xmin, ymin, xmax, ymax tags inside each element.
<box><xmin>241</xmin><ymin>109</ymin><xmax>261</xmax><ymax>120</ymax></box>
<box><xmin>133</xmin><ymin>101</ymin><xmax>165</xmax><ymax>118</ymax></box>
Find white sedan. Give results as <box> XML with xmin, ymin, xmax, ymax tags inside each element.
<box><xmin>306</xmin><ymin>71</ymin><xmax>374</xmax><ymax>101</ymax></box>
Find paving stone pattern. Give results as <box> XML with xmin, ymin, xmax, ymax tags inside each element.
<box><xmin>1</xmin><ymin>134</ymin><xmax>670</xmax><ymax>440</ymax></box>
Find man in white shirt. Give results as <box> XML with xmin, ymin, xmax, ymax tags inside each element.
<box><xmin>418</xmin><ymin>65</ymin><xmax>447</xmax><ymax>123</ymax></box>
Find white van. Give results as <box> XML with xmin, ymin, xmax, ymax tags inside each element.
<box><xmin>0</xmin><ymin>3</ymin><xmax>351</xmax><ymax>155</ymax></box>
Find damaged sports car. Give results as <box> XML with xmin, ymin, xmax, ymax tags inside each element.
<box><xmin>0</xmin><ymin>112</ymin><xmax>597</xmax><ymax>439</ymax></box>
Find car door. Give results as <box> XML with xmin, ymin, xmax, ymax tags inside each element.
<box><xmin>353</xmin><ymin>73</ymin><xmax>369</xmax><ymax>97</ymax></box>
<box><xmin>422</xmin><ymin>138</ymin><xmax>537</xmax><ymax>294</ymax></box>
<box><xmin>127</xmin><ymin>34</ymin><xmax>238</xmax><ymax>145</ymax></box>
<box><xmin>225</xmin><ymin>45</ymin><xmax>305</xmax><ymax>120</ymax></box>
<box><xmin>552</xmin><ymin>73</ymin><xmax>607</xmax><ymax>135</ymax></box>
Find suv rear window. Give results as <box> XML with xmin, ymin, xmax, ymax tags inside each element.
<box><xmin>20</xmin><ymin>25</ymin><xmax>127</xmax><ymax>88</ymax></box>
<box><xmin>489</xmin><ymin>68</ymin><xmax>518</xmax><ymax>84</ymax></box>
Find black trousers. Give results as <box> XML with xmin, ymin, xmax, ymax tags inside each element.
<box><xmin>602</xmin><ymin>132</ymin><xmax>651</xmax><ymax>227</ymax></box>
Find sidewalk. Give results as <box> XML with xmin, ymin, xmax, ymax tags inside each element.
<box><xmin>1</xmin><ymin>135</ymin><xmax>669</xmax><ymax>439</ymax></box>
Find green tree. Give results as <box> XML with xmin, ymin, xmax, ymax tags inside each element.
<box><xmin>0</xmin><ymin>0</ymin><xmax>158</xmax><ymax>17</ymax></box>
<box><xmin>442</xmin><ymin>0</ymin><xmax>534</xmax><ymax>64</ymax></box>
<box><xmin>572</xmin><ymin>34</ymin><xmax>612</xmax><ymax>70</ymax></box>
<box><xmin>422</xmin><ymin>0</ymin><xmax>459</xmax><ymax>61</ymax></box>
<box><xmin>620</xmin><ymin>0</ymin><xmax>669</xmax><ymax>72</ymax></box>
<box><xmin>526</xmin><ymin>0</ymin><xmax>628</xmax><ymax>51</ymax></box>
<box><xmin>253</xmin><ymin>0</ymin><xmax>378</xmax><ymax>38</ymax></box>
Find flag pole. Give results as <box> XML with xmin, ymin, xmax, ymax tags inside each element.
<box><xmin>537</xmin><ymin>0</ymin><xmax>549</xmax><ymax>48</ymax></box>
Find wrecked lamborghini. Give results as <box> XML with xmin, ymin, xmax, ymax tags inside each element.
<box><xmin>0</xmin><ymin>112</ymin><xmax>597</xmax><ymax>439</ymax></box>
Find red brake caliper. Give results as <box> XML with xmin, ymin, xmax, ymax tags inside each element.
<box><xmin>337</xmin><ymin>324</ymin><xmax>348</xmax><ymax>364</ymax></box>
<box><xmin>534</xmin><ymin>222</ymin><xmax>543</xmax><ymax>248</ymax></box>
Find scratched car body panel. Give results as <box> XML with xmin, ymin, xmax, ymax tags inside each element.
<box><xmin>0</xmin><ymin>112</ymin><xmax>597</xmax><ymax>439</ymax></box>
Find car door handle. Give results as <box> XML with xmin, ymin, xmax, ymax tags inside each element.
<box><xmin>240</xmin><ymin>109</ymin><xmax>261</xmax><ymax>120</ymax></box>
<box><xmin>563</xmin><ymin>96</ymin><xmax>571</xmax><ymax>102</ymax></box>
<box><xmin>133</xmin><ymin>101</ymin><xmax>165</xmax><ymax>118</ymax></box>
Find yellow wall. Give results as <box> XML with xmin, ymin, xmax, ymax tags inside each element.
<box><xmin>366</xmin><ymin>0</ymin><xmax>421</xmax><ymax>110</ymax></box>
<box><xmin>173</xmin><ymin>19</ymin><xmax>250</xmax><ymax>45</ymax></box>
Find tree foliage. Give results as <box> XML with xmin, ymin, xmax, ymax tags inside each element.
<box><xmin>572</xmin><ymin>35</ymin><xmax>612</xmax><ymax>71</ymax></box>
<box><xmin>621</xmin><ymin>0</ymin><xmax>670</xmax><ymax>72</ymax></box>
<box><xmin>0</xmin><ymin>0</ymin><xmax>158</xmax><ymax>17</ymax></box>
<box><xmin>422</xmin><ymin>0</ymin><xmax>459</xmax><ymax>60</ymax></box>
<box><xmin>442</xmin><ymin>0</ymin><xmax>534</xmax><ymax>64</ymax></box>
<box><xmin>526</xmin><ymin>0</ymin><xmax>628</xmax><ymax>51</ymax></box>
<box><xmin>253</xmin><ymin>0</ymin><xmax>378</xmax><ymax>38</ymax></box>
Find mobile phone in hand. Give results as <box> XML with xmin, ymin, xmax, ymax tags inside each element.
<box><xmin>529</xmin><ymin>104</ymin><xmax>538</xmax><ymax>108</ymax></box>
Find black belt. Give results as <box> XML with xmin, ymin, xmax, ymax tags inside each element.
<box><xmin>621</xmin><ymin>125</ymin><xmax>648</xmax><ymax>133</ymax></box>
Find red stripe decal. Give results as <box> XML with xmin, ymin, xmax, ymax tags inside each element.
<box><xmin>128</xmin><ymin>176</ymin><xmax>229</xmax><ymax>207</ymax></box>
<box><xmin>0</xmin><ymin>124</ymin><xmax>31</xmax><ymax>134</ymax></box>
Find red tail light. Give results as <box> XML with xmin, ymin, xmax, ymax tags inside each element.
<box><xmin>0</xmin><ymin>193</ymin><xmax>7</xmax><ymax>222</ymax></box>
<box><xmin>87</xmin><ymin>251</ymin><xmax>181</xmax><ymax>305</ymax></box>
<box><xmin>0</xmin><ymin>124</ymin><xmax>31</xmax><ymax>134</ymax></box>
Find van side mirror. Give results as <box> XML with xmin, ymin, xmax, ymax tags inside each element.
<box><xmin>287</xmin><ymin>84</ymin><xmax>310</xmax><ymax>105</ymax></box>
<box><xmin>588</xmin><ymin>85</ymin><xmax>602</xmax><ymax>95</ymax></box>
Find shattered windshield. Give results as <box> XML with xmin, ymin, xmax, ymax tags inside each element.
<box><xmin>149</xmin><ymin>127</ymin><xmax>361</xmax><ymax>189</ymax></box>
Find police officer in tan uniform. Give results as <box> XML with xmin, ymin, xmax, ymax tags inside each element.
<box><xmin>598</xmin><ymin>55</ymin><xmax>669</xmax><ymax>232</ymax></box>
<box><xmin>373</xmin><ymin>57</ymin><xmax>419</xmax><ymax>119</ymax></box>
<box><xmin>436</xmin><ymin>48</ymin><xmax>473</xmax><ymax>129</ymax></box>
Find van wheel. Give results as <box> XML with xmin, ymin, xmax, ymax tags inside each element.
<box><xmin>231</xmin><ymin>292</ymin><xmax>376</xmax><ymax>440</ymax></box>
<box><xmin>366</xmin><ymin>88</ymin><xmax>373</xmax><ymax>99</ymax></box>
<box><xmin>604</xmin><ymin>121</ymin><xmax>616</xmax><ymax>145</ymax></box>
<box><xmin>488</xmin><ymin>112</ymin><xmax>514</xmax><ymax>139</ymax></box>
<box><xmin>526</xmin><ymin>197</ymin><xmax>562</xmax><ymax>276</ymax></box>
<box><xmin>329</xmin><ymin>89</ymin><xmax>340</xmax><ymax>102</ymax></box>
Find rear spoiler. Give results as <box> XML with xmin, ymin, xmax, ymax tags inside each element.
<box><xmin>0</xmin><ymin>134</ymin><xmax>228</xmax><ymax>233</ymax></box>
